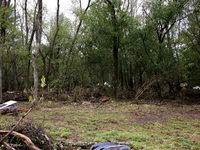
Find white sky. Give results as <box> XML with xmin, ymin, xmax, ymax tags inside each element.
<box><xmin>11</xmin><ymin>0</ymin><xmax>89</xmax><ymax>21</ymax></box>
<box><xmin>43</xmin><ymin>0</ymin><xmax>88</xmax><ymax>21</ymax></box>
<box><xmin>43</xmin><ymin>0</ymin><xmax>72</xmax><ymax>18</ymax></box>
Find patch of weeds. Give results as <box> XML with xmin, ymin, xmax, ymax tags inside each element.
<box><xmin>163</xmin><ymin>143</ymin><xmax>172</xmax><ymax>149</ymax></box>
<box><xmin>129</xmin><ymin>134</ymin><xmax>148</xmax><ymax>142</ymax></box>
<box><xmin>150</xmin><ymin>133</ymin><xmax>160</xmax><ymax>138</ymax></box>
<box><xmin>87</xmin><ymin>131</ymin><xmax>97</xmax><ymax>137</ymax></box>
<box><xmin>49</xmin><ymin>132</ymin><xmax>60</xmax><ymax>136</ymax></box>
<box><xmin>144</xmin><ymin>104</ymin><xmax>151</xmax><ymax>108</ymax></box>
<box><xmin>163</xmin><ymin>136</ymin><xmax>169</xmax><ymax>139</ymax></box>
<box><xmin>60</xmin><ymin>132</ymin><xmax>70</xmax><ymax>138</ymax></box>
<box><xmin>101</xmin><ymin>131</ymin><xmax>119</xmax><ymax>140</ymax></box>
<box><xmin>51</xmin><ymin>126</ymin><xmax>57</xmax><ymax>131</ymax></box>
<box><xmin>178</xmin><ymin>119</ymin><xmax>185</xmax><ymax>122</ymax></box>
<box><xmin>83</xmin><ymin>138</ymin><xmax>90</xmax><ymax>142</ymax></box>
<box><xmin>173</xmin><ymin>141</ymin><xmax>181</xmax><ymax>147</ymax></box>
<box><xmin>55</xmin><ymin>137</ymin><xmax>62</xmax><ymax>141</ymax></box>
<box><xmin>94</xmin><ymin>137</ymin><xmax>104</xmax><ymax>143</ymax></box>
<box><xmin>131</xmin><ymin>143</ymin><xmax>140</xmax><ymax>149</ymax></box>
<box><xmin>59</xmin><ymin>127</ymin><xmax>70</xmax><ymax>132</ymax></box>
<box><xmin>175</xmin><ymin>137</ymin><xmax>193</xmax><ymax>148</ymax></box>
<box><xmin>104</xmin><ymin>130</ymin><xmax>119</xmax><ymax>137</ymax></box>
<box><xmin>146</xmin><ymin>147</ymin><xmax>154</xmax><ymax>150</ymax></box>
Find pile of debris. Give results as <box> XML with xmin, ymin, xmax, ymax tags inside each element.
<box><xmin>3</xmin><ymin>91</ymin><xmax>28</xmax><ymax>102</ymax></box>
<box><xmin>0</xmin><ymin>100</ymin><xmax>28</xmax><ymax>116</ymax></box>
<box><xmin>0</xmin><ymin>122</ymin><xmax>56</xmax><ymax>150</ymax></box>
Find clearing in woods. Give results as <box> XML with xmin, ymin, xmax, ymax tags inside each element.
<box><xmin>1</xmin><ymin>100</ymin><xmax>200</xmax><ymax>150</ymax></box>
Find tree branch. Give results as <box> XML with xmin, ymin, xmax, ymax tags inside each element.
<box><xmin>0</xmin><ymin>130</ymin><xmax>40</xmax><ymax>150</ymax></box>
<box><xmin>0</xmin><ymin>106</ymin><xmax>33</xmax><ymax>143</ymax></box>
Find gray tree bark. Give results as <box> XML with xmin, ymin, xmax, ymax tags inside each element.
<box><xmin>32</xmin><ymin>0</ymin><xmax>42</xmax><ymax>102</ymax></box>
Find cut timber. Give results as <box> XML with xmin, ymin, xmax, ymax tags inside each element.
<box><xmin>0</xmin><ymin>130</ymin><xmax>40</xmax><ymax>150</ymax></box>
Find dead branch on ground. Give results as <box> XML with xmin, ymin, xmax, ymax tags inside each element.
<box><xmin>0</xmin><ymin>104</ymin><xmax>36</xmax><ymax>150</ymax></box>
<box><xmin>0</xmin><ymin>130</ymin><xmax>40</xmax><ymax>150</ymax></box>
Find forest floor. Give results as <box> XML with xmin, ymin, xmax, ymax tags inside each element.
<box><xmin>1</xmin><ymin>99</ymin><xmax>200</xmax><ymax>150</ymax></box>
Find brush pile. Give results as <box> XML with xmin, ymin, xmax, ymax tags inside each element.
<box><xmin>0</xmin><ymin>122</ymin><xmax>60</xmax><ymax>150</ymax></box>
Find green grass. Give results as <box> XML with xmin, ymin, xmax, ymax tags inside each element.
<box><xmin>1</xmin><ymin>101</ymin><xmax>200</xmax><ymax>149</ymax></box>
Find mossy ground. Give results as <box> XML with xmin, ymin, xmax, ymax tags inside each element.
<box><xmin>1</xmin><ymin>100</ymin><xmax>200</xmax><ymax>150</ymax></box>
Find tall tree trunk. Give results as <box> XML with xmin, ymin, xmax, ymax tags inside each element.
<box><xmin>46</xmin><ymin>0</ymin><xmax>60</xmax><ymax>84</ymax></box>
<box><xmin>0</xmin><ymin>0</ymin><xmax>11</xmax><ymax>102</ymax></box>
<box><xmin>120</xmin><ymin>61</ymin><xmax>123</xmax><ymax>90</ymax></box>
<box><xmin>13</xmin><ymin>0</ymin><xmax>18</xmax><ymax>90</ymax></box>
<box><xmin>54</xmin><ymin>47</ymin><xmax>60</xmax><ymax>80</ymax></box>
<box><xmin>106</xmin><ymin>0</ymin><xmax>119</xmax><ymax>97</ymax></box>
<box><xmin>24</xmin><ymin>0</ymin><xmax>29</xmax><ymax>88</ymax></box>
<box><xmin>129</xmin><ymin>64</ymin><xmax>133</xmax><ymax>88</ymax></box>
<box><xmin>113</xmin><ymin>36</ymin><xmax>118</xmax><ymax>97</ymax></box>
<box><xmin>32</xmin><ymin>0</ymin><xmax>42</xmax><ymax>102</ymax></box>
<box><xmin>0</xmin><ymin>1</ymin><xmax>5</xmax><ymax>103</ymax></box>
<box><xmin>0</xmin><ymin>55</ymin><xmax>2</xmax><ymax>103</ymax></box>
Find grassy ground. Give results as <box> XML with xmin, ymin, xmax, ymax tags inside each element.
<box><xmin>1</xmin><ymin>100</ymin><xmax>200</xmax><ymax>150</ymax></box>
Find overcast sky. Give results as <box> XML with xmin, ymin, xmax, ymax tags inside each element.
<box><xmin>11</xmin><ymin>0</ymin><xmax>89</xmax><ymax>21</ymax></box>
<box><xmin>43</xmin><ymin>0</ymin><xmax>88</xmax><ymax>21</ymax></box>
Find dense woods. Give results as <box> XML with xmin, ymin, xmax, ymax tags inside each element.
<box><xmin>0</xmin><ymin>0</ymin><xmax>200</xmax><ymax>102</ymax></box>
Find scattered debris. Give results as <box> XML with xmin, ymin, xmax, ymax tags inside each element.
<box><xmin>193</xmin><ymin>86</ymin><xmax>200</xmax><ymax>90</ymax></box>
<box><xmin>58</xmin><ymin>141</ymin><xmax>132</xmax><ymax>149</ymax></box>
<box><xmin>90</xmin><ymin>142</ymin><xmax>130</xmax><ymax>150</ymax></box>
<box><xmin>100</xmin><ymin>96</ymin><xmax>110</xmax><ymax>102</ymax></box>
<box><xmin>0</xmin><ymin>122</ymin><xmax>55</xmax><ymax>150</ymax></box>
<box><xmin>3</xmin><ymin>91</ymin><xmax>28</xmax><ymax>101</ymax></box>
<box><xmin>71</xmin><ymin>102</ymin><xmax>77</xmax><ymax>105</ymax></box>
<box><xmin>0</xmin><ymin>100</ymin><xmax>28</xmax><ymax>116</ymax></box>
<box><xmin>0</xmin><ymin>101</ymin><xmax>18</xmax><ymax>115</ymax></box>
<box><xmin>82</xmin><ymin>101</ymin><xmax>91</xmax><ymax>105</ymax></box>
<box><xmin>0</xmin><ymin>100</ymin><xmax>17</xmax><ymax>109</ymax></box>
<box><xmin>1</xmin><ymin>105</ymin><xmax>18</xmax><ymax>116</ymax></box>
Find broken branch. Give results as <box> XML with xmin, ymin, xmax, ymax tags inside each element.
<box><xmin>0</xmin><ymin>130</ymin><xmax>40</xmax><ymax>150</ymax></box>
<box><xmin>0</xmin><ymin>106</ymin><xmax>33</xmax><ymax>143</ymax></box>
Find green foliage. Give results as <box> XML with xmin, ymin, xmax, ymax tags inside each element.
<box><xmin>29</xmin><ymin>95</ymin><xmax>36</xmax><ymax>104</ymax></box>
<box><xmin>41</xmin><ymin>75</ymin><xmax>46</xmax><ymax>88</ymax></box>
<box><xmin>49</xmin><ymin>132</ymin><xmax>60</xmax><ymax>136</ymax></box>
<box><xmin>175</xmin><ymin>137</ymin><xmax>194</xmax><ymax>148</ymax></box>
<box><xmin>1</xmin><ymin>0</ymin><xmax>200</xmax><ymax>100</ymax></box>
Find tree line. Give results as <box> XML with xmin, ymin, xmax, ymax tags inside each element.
<box><xmin>0</xmin><ymin>0</ymin><xmax>199</xmax><ymax>102</ymax></box>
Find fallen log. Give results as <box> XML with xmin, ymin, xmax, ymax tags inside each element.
<box><xmin>0</xmin><ymin>130</ymin><xmax>40</xmax><ymax>150</ymax></box>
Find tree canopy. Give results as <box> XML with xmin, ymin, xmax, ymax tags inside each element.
<box><xmin>0</xmin><ymin>0</ymin><xmax>199</xmax><ymax>102</ymax></box>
